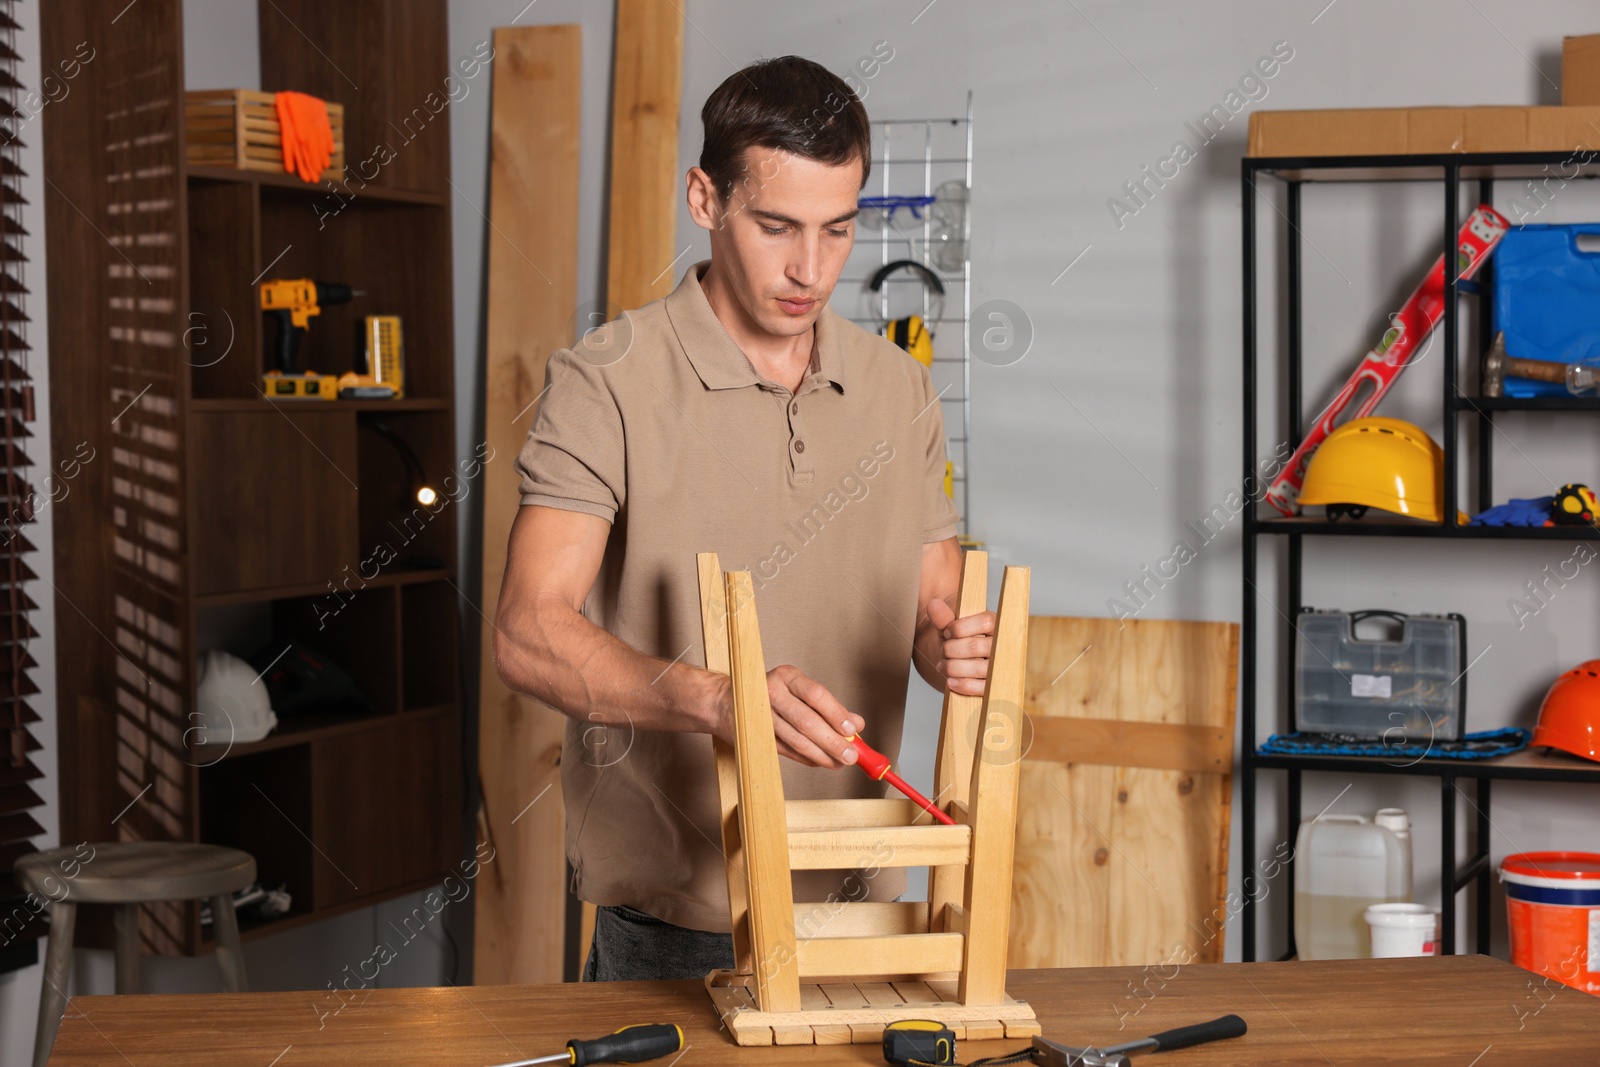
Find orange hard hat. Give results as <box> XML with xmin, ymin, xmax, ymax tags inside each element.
<box><xmin>1535</xmin><ymin>661</ymin><xmax>1600</xmax><ymax>762</ymax></box>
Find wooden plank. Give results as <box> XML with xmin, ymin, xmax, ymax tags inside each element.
<box><xmin>785</xmin><ymin>797</ymin><xmax>921</xmax><ymax>830</ymax></box>
<box><xmin>796</xmin><ymin>934</ymin><xmax>964</xmax><ymax>979</ymax></box>
<box><xmin>770</xmin><ymin>1025</ymin><xmax>815</xmax><ymax>1045</ymax></box>
<box><xmin>801</xmin><ymin>986</ymin><xmax>852</xmax><ymax>1045</ymax></box>
<box><xmin>726</xmin><ymin>571</ymin><xmax>801</xmax><ymax>1013</ymax></box>
<box><xmin>707</xmin><ymin>981</ymin><xmax>773</xmax><ymax>1046</ymax></box>
<box><xmin>1011</xmin><ymin>616</ymin><xmax>1239</xmax><ymax>969</ymax></box>
<box><xmin>698</xmin><ymin>553</ymin><xmax>750</xmax><ymax>975</ymax></box>
<box><xmin>1027</xmin><ymin>716</ymin><xmax>1232</xmax><ymax>773</ymax></box>
<box><xmin>890</xmin><ymin>980</ymin><xmax>941</xmax><ymax>1006</ymax></box>
<box><xmin>930</xmin><ymin>551</ymin><xmax>988</xmax><ymax>928</ymax></box>
<box><xmin>965</xmin><ymin>1020</ymin><xmax>1005</xmax><ymax>1041</ymax></box>
<box><xmin>794</xmin><ymin>900</ymin><xmax>928</xmax><ymax>939</ymax></box>
<box><xmin>858</xmin><ymin>982</ymin><xmax>906</xmax><ymax>1009</ymax></box>
<box><xmin>605</xmin><ymin>0</ymin><xmax>684</xmax><ymax>314</ymax></box>
<box><xmin>788</xmin><ymin>824</ymin><xmax>970</xmax><ymax>870</ymax></box>
<box><xmin>473</xmin><ymin>24</ymin><xmax>583</xmax><ymax>986</ymax></box>
<box><xmin>959</xmin><ymin>566</ymin><xmax>1030</xmax><ymax>1005</ymax></box>
<box><xmin>819</xmin><ymin>983</ymin><xmax>879</xmax><ymax>1045</ymax></box>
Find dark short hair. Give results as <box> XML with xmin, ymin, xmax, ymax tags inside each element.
<box><xmin>698</xmin><ymin>56</ymin><xmax>871</xmax><ymax>203</ymax></box>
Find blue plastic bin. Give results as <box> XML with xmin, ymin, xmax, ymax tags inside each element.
<box><xmin>1493</xmin><ymin>223</ymin><xmax>1600</xmax><ymax>397</ymax></box>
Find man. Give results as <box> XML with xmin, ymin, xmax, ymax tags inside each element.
<box><xmin>494</xmin><ymin>55</ymin><xmax>994</xmax><ymax>981</ymax></box>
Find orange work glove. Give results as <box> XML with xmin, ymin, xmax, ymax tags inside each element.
<box><xmin>274</xmin><ymin>91</ymin><xmax>334</xmax><ymax>183</ymax></box>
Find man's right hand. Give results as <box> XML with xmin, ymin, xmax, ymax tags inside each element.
<box><xmin>711</xmin><ymin>664</ymin><xmax>862</xmax><ymax>769</ymax></box>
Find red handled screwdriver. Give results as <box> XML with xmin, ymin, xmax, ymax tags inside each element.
<box><xmin>487</xmin><ymin>1024</ymin><xmax>684</xmax><ymax>1067</ymax></box>
<box><xmin>847</xmin><ymin>736</ymin><xmax>956</xmax><ymax>826</ymax></box>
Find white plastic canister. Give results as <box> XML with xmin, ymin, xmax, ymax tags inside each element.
<box><xmin>1374</xmin><ymin>807</ymin><xmax>1414</xmax><ymax>903</ymax></box>
<box><xmin>1294</xmin><ymin>814</ymin><xmax>1408</xmax><ymax>959</ymax></box>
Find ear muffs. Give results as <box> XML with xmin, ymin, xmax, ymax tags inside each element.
<box><xmin>867</xmin><ymin>259</ymin><xmax>946</xmax><ymax>350</ymax></box>
<box><xmin>885</xmin><ymin>314</ymin><xmax>934</xmax><ymax>368</ymax></box>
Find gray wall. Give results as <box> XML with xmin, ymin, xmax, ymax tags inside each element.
<box><xmin>6</xmin><ymin>2</ymin><xmax>1600</xmax><ymax>1060</ymax></box>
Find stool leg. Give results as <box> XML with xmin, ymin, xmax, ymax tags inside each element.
<box><xmin>209</xmin><ymin>895</ymin><xmax>248</xmax><ymax>992</ymax></box>
<box><xmin>113</xmin><ymin>903</ymin><xmax>141</xmax><ymax>995</ymax></box>
<box><xmin>33</xmin><ymin>900</ymin><xmax>75</xmax><ymax>1067</ymax></box>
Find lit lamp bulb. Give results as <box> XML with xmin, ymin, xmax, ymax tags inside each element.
<box><xmin>416</xmin><ymin>485</ymin><xmax>438</xmax><ymax>507</ymax></box>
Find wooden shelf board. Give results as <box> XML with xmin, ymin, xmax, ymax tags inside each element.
<box><xmin>211</xmin><ymin>702</ymin><xmax>457</xmax><ymax>761</ymax></box>
<box><xmin>198</xmin><ymin>871</ymin><xmax>455</xmax><ymax>948</ymax></box>
<box><xmin>1252</xmin><ymin>744</ymin><xmax>1600</xmax><ymax>783</ymax></box>
<box><xmin>186</xmin><ymin>163</ymin><xmax>446</xmax><ymax>206</ymax></box>
<box><xmin>195</xmin><ymin>566</ymin><xmax>454</xmax><ymax>608</ymax></box>
<box><xmin>189</xmin><ymin>397</ymin><xmax>452</xmax><ymax>413</ymax></box>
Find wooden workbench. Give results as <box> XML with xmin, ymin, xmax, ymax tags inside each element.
<box><xmin>46</xmin><ymin>956</ymin><xmax>1598</xmax><ymax>1065</ymax></box>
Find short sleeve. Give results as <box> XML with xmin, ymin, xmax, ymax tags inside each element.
<box><xmin>516</xmin><ymin>347</ymin><xmax>626</xmax><ymax>522</ymax></box>
<box><xmin>918</xmin><ymin>365</ymin><xmax>961</xmax><ymax>542</ymax></box>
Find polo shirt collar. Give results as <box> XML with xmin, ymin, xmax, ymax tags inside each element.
<box><xmin>666</xmin><ymin>259</ymin><xmax>846</xmax><ymax>394</ymax></box>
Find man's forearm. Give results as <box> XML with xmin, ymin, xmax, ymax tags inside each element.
<box><xmin>493</xmin><ymin>591</ymin><xmax>725</xmax><ymax>736</ymax></box>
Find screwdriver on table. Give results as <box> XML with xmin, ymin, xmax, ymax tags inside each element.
<box><xmin>487</xmin><ymin>1023</ymin><xmax>683</xmax><ymax>1067</ymax></box>
<box><xmin>847</xmin><ymin>735</ymin><xmax>957</xmax><ymax>826</ymax></box>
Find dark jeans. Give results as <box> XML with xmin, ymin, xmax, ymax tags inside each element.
<box><xmin>582</xmin><ymin>904</ymin><xmax>736</xmax><ymax>982</ymax></box>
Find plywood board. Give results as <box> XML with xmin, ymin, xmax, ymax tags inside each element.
<box><xmin>1009</xmin><ymin>617</ymin><xmax>1238</xmax><ymax>969</ymax></box>
<box><xmin>605</xmin><ymin>0</ymin><xmax>684</xmax><ymax>313</ymax></box>
<box><xmin>474</xmin><ymin>24</ymin><xmax>583</xmax><ymax>986</ymax></box>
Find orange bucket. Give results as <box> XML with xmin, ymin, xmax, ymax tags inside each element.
<box><xmin>1499</xmin><ymin>851</ymin><xmax>1600</xmax><ymax>994</ymax></box>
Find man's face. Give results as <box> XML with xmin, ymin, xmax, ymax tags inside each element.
<box><xmin>689</xmin><ymin>146</ymin><xmax>861</xmax><ymax>339</ymax></box>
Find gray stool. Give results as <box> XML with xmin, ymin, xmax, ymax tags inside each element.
<box><xmin>15</xmin><ymin>842</ymin><xmax>255</xmax><ymax>1067</ymax></box>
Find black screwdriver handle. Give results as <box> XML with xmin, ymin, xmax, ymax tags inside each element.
<box><xmin>1147</xmin><ymin>1014</ymin><xmax>1247</xmax><ymax>1052</ymax></box>
<box><xmin>568</xmin><ymin>1023</ymin><xmax>683</xmax><ymax>1067</ymax></box>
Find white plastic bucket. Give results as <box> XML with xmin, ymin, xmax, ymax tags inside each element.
<box><xmin>1364</xmin><ymin>902</ymin><xmax>1440</xmax><ymax>958</ymax></box>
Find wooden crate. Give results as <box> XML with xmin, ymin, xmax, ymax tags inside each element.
<box><xmin>184</xmin><ymin>89</ymin><xmax>345</xmax><ymax>180</ymax></box>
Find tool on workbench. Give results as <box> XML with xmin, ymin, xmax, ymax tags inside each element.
<box><xmin>485</xmin><ymin>1023</ymin><xmax>683</xmax><ymax>1067</ymax></box>
<box><xmin>883</xmin><ymin>1019</ymin><xmax>1034</xmax><ymax>1067</ymax></box>
<box><xmin>260</xmin><ymin>278</ymin><xmax>361</xmax><ymax>399</ymax></box>
<box><xmin>884</xmin><ymin>1019</ymin><xmax>959</xmax><ymax>1067</ymax></box>
<box><xmin>338</xmin><ymin>314</ymin><xmax>406</xmax><ymax>399</ymax></box>
<box><xmin>848</xmin><ymin>735</ymin><xmax>956</xmax><ymax>826</ymax></box>
<box><xmin>1030</xmin><ymin>1014</ymin><xmax>1246</xmax><ymax>1067</ymax></box>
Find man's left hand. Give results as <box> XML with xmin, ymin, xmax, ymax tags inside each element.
<box><xmin>924</xmin><ymin>598</ymin><xmax>995</xmax><ymax>697</ymax></box>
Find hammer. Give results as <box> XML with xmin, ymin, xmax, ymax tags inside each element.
<box><xmin>1482</xmin><ymin>331</ymin><xmax>1570</xmax><ymax>397</ymax></box>
<box><xmin>1030</xmin><ymin>1014</ymin><xmax>1246</xmax><ymax>1067</ymax></box>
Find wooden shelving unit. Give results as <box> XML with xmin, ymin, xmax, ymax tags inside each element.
<box><xmin>41</xmin><ymin>0</ymin><xmax>462</xmax><ymax>956</ymax></box>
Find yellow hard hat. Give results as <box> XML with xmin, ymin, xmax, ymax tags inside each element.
<box><xmin>1299</xmin><ymin>416</ymin><xmax>1457</xmax><ymax>523</ymax></box>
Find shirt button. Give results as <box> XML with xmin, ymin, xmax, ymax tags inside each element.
<box><xmin>791</xmin><ymin>401</ymin><xmax>799</xmax><ymax>415</ymax></box>
<box><xmin>794</xmin><ymin>440</ymin><xmax>805</xmax><ymax>453</ymax></box>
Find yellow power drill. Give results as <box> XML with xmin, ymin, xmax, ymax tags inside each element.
<box><xmin>260</xmin><ymin>279</ymin><xmax>358</xmax><ymax>399</ymax></box>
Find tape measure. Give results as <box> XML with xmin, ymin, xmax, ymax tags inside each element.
<box><xmin>883</xmin><ymin>1020</ymin><xmax>957</xmax><ymax>1067</ymax></box>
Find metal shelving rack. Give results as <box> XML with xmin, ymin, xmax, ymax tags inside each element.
<box><xmin>1239</xmin><ymin>150</ymin><xmax>1600</xmax><ymax>963</ymax></box>
<box><xmin>840</xmin><ymin>91</ymin><xmax>973</xmax><ymax>537</ymax></box>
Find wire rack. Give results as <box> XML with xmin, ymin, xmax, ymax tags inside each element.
<box><xmin>837</xmin><ymin>91</ymin><xmax>973</xmax><ymax>538</ymax></box>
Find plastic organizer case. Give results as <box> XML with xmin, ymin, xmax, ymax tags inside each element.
<box><xmin>1295</xmin><ymin>609</ymin><xmax>1466</xmax><ymax>742</ymax></box>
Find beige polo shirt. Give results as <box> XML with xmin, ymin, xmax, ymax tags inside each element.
<box><xmin>516</xmin><ymin>259</ymin><xmax>960</xmax><ymax>933</ymax></box>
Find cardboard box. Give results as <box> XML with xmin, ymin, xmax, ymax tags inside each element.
<box><xmin>1563</xmin><ymin>34</ymin><xmax>1600</xmax><ymax>106</ymax></box>
<box><xmin>1247</xmin><ymin>105</ymin><xmax>1600</xmax><ymax>157</ymax></box>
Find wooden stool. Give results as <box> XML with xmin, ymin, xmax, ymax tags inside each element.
<box><xmin>696</xmin><ymin>550</ymin><xmax>1040</xmax><ymax>1045</ymax></box>
<box><xmin>15</xmin><ymin>841</ymin><xmax>255</xmax><ymax>1067</ymax></box>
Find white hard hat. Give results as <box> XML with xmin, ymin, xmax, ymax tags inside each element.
<box><xmin>195</xmin><ymin>650</ymin><xmax>278</xmax><ymax>746</ymax></box>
